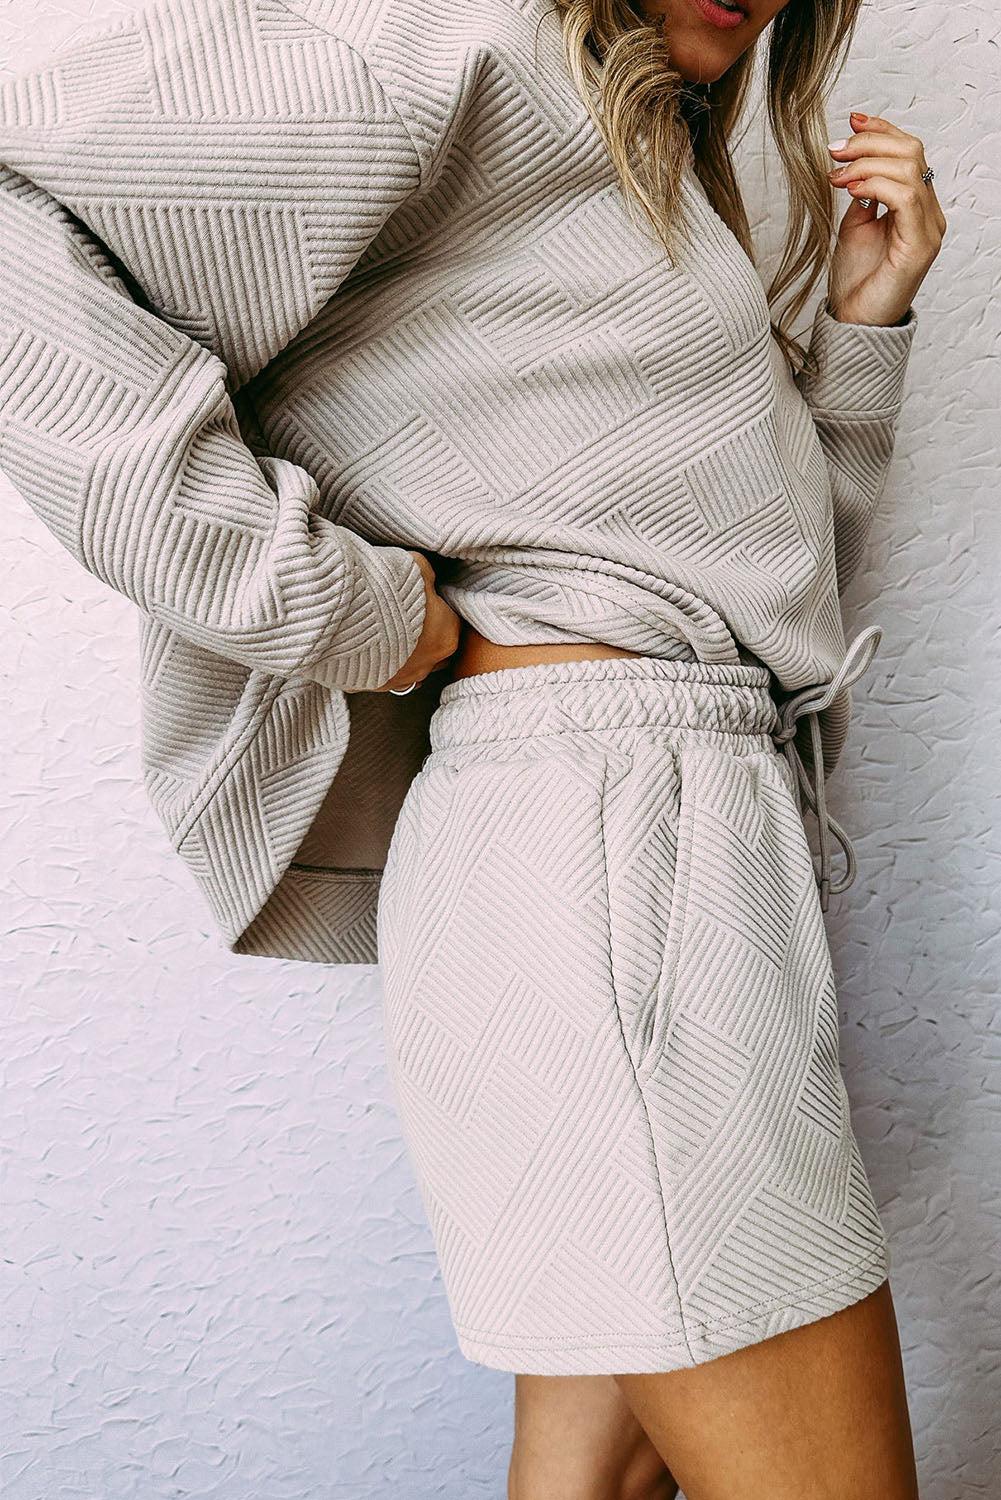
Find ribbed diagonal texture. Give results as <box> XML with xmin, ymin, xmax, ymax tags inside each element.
<box><xmin>0</xmin><ymin>0</ymin><xmax>917</xmax><ymax>964</ymax></box>
<box><xmin>376</xmin><ymin>656</ymin><xmax>891</xmax><ymax>1373</ymax></box>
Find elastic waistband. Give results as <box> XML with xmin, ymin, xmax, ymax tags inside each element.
<box><xmin>429</xmin><ymin>626</ymin><xmax>885</xmax><ymax>917</ymax></box>
<box><xmin>431</xmin><ymin>655</ymin><xmax>779</xmax><ymax>750</ymax></box>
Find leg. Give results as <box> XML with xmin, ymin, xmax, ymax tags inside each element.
<box><xmin>613</xmin><ymin>1278</ymin><xmax>919</xmax><ymax>1500</ymax></box>
<box><xmin>509</xmin><ymin>1374</ymin><xmax>680</xmax><ymax>1500</ymax></box>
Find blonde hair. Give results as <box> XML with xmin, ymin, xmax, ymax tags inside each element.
<box><xmin>548</xmin><ymin>0</ymin><xmax>866</xmax><ymax>376</ymax></box>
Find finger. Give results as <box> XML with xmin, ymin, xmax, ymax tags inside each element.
<box><xmin>828</xmin><ymin>131</ymin><xmax>922</xmax><ymax>163</ymax></box>
<box><xmin>847</xmin><ymin>112</ymin><xmax>907</xmax><ymax>139</ymax></box>
<box><xmin>838</xmin><ymin>189</ymin><xmax>880</xmax><ymax>223</ymax></box>
<box><xmin>830</xmin><ymin>154</ymin><xmax>926</xmax><ymax>188</ymax></box>
<box><xmin>842</xmin><ymin>173</ymin><xmax>936</xmax><ymax>235</ymax></box>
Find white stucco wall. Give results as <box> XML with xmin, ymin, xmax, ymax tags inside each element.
<box><xmin>1</xmin><ymin>3</ymin><xmax>998</xmax><ymax>1497</ymax></box>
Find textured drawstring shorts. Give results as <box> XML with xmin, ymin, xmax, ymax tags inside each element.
<box><xmin>375</xmin><ymin>654</ymin><xmax>890</xmax><ymax>1375</ymax></box>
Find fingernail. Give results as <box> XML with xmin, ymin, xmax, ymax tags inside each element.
<box><xmin>827</xmin><ymin>139</ymin><xmax>848</xmax><ymax>152</ymax></box>
<box><xmin>850</xmin><ymin>110</ymin><xmax>868</xmax><ymax>120</ymax></box>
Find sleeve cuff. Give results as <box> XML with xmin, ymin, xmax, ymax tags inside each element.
<box><xmin>795</xmin><ymin>300</ymin><xmax>918</xmax><ymax>417</ymax></box>
<box><xmin>305</xmin><ymin>534</ymin><xmax>427</xmax><ymax>694</ymax></box>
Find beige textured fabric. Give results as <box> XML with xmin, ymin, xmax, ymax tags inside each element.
<box><xmin>377</xmin><ymin>654</ymin><xmax>891</xmax><ymax>1372</ymax></box>
<box><xmin>0</xmin><ymin>0</ymin><xmax>917</xmax><ymax>964</ymax></box>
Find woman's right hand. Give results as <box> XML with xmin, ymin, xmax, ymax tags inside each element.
<box><xmin>375</xmin><ymin>550</ymin><xmax>463</xmax><ymax>692</ymax></box>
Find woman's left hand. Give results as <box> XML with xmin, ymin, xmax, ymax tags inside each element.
<box><xmin>825</xmin><ymin>110</ymin><xmax>946</xmax><ymax>326</ymax></box>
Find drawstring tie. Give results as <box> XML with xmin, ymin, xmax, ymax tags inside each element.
<box><xmin>771</xmin><ymin>625</ymin><xmax>882</xmax><ymax>913</ymax></box>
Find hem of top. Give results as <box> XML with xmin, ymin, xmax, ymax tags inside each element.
<box><xmin>452</xmin><ymin>1238</ymin><xmax>890</xmax><ymax>1376</ymax></box>
<box><xmin>438</xmin><ymin>652</ymin><xmax>773</xmax><ymax>704</ymax></box>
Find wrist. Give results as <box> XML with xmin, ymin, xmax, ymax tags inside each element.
<box><xmin>825</xmin><ymin>298</ymin><xmax>914</xmax><ymax>328</ymax></box>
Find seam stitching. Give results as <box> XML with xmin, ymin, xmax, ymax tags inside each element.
<box><xmin>454</xmin><ymin>1240</ymin><xmax>890</xmax><ymax>1347</ymax></box>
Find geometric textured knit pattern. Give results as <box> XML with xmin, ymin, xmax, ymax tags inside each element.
<box><xmin>377</xmin><ymin>654</ymin><xmax>891</xmax><ymax>1373</ymax></box>
<box><xmin>0</xmin><ymin>0</ymin><xmax>917</xmax><ymax>965</ymax></box>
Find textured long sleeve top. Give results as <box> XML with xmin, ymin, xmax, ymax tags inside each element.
<box><xmin>0</xmin><ymin>0</ymin><xmax>917</xmax><ymax>964</ymax></box>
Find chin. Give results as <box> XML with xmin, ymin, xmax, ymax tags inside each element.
<box><xmin>669</xmin><ymin>43</ymin><xmax>735</xmax><ymax>85</ymax></box>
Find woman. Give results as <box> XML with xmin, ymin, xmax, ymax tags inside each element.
<box><xmin>374</xmin><ymin>2</ymin><xmax>943</xmax><ymax>1498</ymax></box>
<box><xmin>0</xmin><ymin>0</ymin><xmax>942</xmax><ymax>1494</ymax></box>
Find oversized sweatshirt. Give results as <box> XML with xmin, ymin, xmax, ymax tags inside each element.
<box><xmin>0</xmin><ymin>0</ymin><xmax>917</xmax><ymax>964</ymax></box>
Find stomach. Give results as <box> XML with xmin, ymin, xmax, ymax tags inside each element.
<box><xmin>446</xmin><ymin>621</ymin><xmax>645</xmax><ymax>683</ymax></box>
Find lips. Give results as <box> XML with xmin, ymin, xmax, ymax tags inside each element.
<box><xmin>690</xmin><ymin>0</ymin><xmax>746</xmax><ymax>28</ymax></box>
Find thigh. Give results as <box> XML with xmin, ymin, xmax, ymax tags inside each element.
<box><xmin>510</xmin><ymin>1374</ymin><xmax>679</xmax><ymax>1500</ymax></box>
<box><xmin>613</xmin><ymin>1279</ymin><xmax>920</xmax><ymax>1500</ymax></box>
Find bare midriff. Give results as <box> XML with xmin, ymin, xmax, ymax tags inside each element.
<box><xmin>445</xmin><ymin>621</ymin><xmax>645</xmax><ymax>683</ymax></box>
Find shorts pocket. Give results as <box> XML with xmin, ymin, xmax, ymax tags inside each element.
<box><xmin>634</xmin><ymin>743</ymin><xmax>826</xmax><ymax>1090</ymax></box>
<box><xmin>598</xmin><ymin>738</ymin><xmax>695</xmax><ymax>1080</ymax></box>
<box><xmin>642</xmin><ymin>746</ymin><xmax>700</xmax><ymax>1082</ymax></box>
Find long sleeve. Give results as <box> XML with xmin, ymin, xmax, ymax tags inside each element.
<box><xmin>795</xmin><ymin>299</ymin><xmax>918</xmax><ymax>596</ymax></box>
<box><xmin>0</xmin><ymin>2</ymin><xmax>429</xmax><ymax>693</ymax></box>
